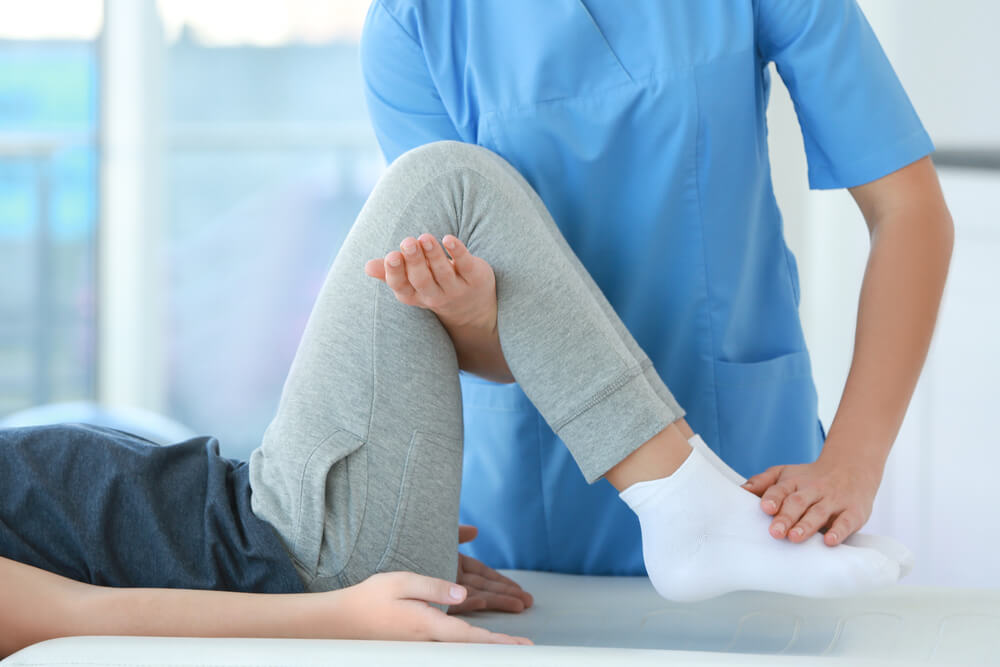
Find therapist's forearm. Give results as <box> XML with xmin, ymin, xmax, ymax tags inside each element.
<box><xmin>821</xmin><ymin>197</ymin><xmax>953</xmax><ymax>470</ymax></box>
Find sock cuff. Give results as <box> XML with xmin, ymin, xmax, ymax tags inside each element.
<box><xmin>619</xmin><ymin>446</ymin><xmax>705</xmax><ymax>512</ymax></box>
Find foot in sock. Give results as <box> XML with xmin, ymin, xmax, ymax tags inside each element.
<box><xmin>620</xmin><ymin>447</ymin><xmax>902</xmax><ymax>602</ymax></box>
<box><xmin>685</xmin><ymin>433</ymin><xmax>914</xmax><ymax>578</ymax></box>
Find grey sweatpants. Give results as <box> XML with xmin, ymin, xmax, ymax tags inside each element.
<box><xmin>248</xmin><ymin>141</ymin><xmax>685</xmax><ymax>592</ymax></box>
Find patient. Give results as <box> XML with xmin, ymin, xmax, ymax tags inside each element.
<box><xmin>0</xmin><ymin>142</ymin><xmax>909</xmax><ymax>657</ymax></box>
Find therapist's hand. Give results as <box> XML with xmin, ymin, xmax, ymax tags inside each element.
<box><xmin>740</xmin><ymin>447</ymin><xmax>882</xmax><ymax>546</ymax></box>
<box><xmin>364</xmin><ymin>234</ymin><xmax>497</xmax><ymax>331</ymax></box>
<box><xmin>449</xmin><ymin>525</ymin><xmax>534</xmax><ymax>615</ymax></box>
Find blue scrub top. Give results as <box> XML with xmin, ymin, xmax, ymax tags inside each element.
<box><xmin>360</xmin><ymin>0</ymin><xmax>933</xmax><ymax>575</ymax></box>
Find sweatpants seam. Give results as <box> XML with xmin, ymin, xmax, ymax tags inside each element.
<box><xmin>374</xmin><ymin>431</ymin><xmax>419</xmax><ymax>574</ymax></box>
<box><xmin>551</xmin><ymin>365</ymin><xmax>645</xmax><ymax>433</ymax></box>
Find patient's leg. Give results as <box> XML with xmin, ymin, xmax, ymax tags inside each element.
<box><xmin>249</xmin><ymin>141</ymin><xmax>901</xmax><ymax>601</ymax></box>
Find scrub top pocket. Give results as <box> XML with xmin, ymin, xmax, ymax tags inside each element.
<box><xmin>713</xmin><ymin>350</ymin><xmax>824</xmax><ymax>479</ymax></box>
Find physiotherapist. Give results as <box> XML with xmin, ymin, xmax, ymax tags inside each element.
<box><xmin>358</xmin><ymin>0</ymin><xmax>953</xmax><ymax>575</ymax></box>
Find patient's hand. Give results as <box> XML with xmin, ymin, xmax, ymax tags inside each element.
<box><xmin>364</xmin><ymin>234</ymin><xmax>497</xmax><ymax>331</ymax></box>
<box><xmin>365</xmin><ymin>234</ymin><xmax>514</xmax><ymax>382</ymax></box>
<box><xmin>329</xmin><ymin>571</ymin><xmax>531</xmax><ymax>645</ymax></box>
<box><xmin>449</xmin><ymin>525</ymin><xmax>534</xmax><ymax>615</ymax></box>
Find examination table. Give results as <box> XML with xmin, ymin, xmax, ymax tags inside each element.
<box><xmin>5</xmin><ymin>570</ymin><xmax>999</xmax><ymax>665</ymax></box>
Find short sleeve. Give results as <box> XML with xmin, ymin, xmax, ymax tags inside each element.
<box><xmin>360</xmin><ymin>1</ymin><xmax>462</xmax><ymax>164</ymax></box>
<box><xmin>755</xmin><ymin>0</ymin><xmax>934</xmax><ymax>189</ymax></box>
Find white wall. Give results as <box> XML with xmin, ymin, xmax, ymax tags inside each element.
<box><xmin>768</xmin><ymin>1</ymin><xmax>1000</xmax><ymax>587</ymax></box>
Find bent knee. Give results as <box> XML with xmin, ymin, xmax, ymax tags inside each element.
<box><xmin>391</xmin><ymin>141</ymin><xmax>516</xmax><ymax>184</ymax></box>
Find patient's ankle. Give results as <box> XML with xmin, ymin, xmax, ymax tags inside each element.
<box><xmin>604</xmin><ymin>421</ymin><xmax>693</xmax><ymax>491</ymax></box>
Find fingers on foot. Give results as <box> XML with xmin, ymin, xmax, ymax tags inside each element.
<box><xmin>824</xmin><ymin>512</ymin><xmax>859</xmax><ymax>546</ymax></box>
<box><xmin>741</xmin><ymin>465</ymin><xmax>783</xmax><ymax>498</ymax></box>
<box><xmin>788</xmin><ymin>501</ymin><xmax>833</xmax><ymax>543</ymax></box>
<box><xmin>761</xmin><ymin>479</ymin><xmax>794</xmax><ymax>521</ymax></box>
<box><xmin>766</xmin><ymin>483</ymin><xmax>808</xmax><ymax>539</ymax></box>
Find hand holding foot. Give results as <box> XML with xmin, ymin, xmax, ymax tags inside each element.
<box><xmin>619</xmin><ymin>446</ymin><xmax>901</xmax><ymax>602</ymax></box>
<box><xmin>740</xmin><ymin>450</ymin><xmax>882</xmax><ymax>547</ymax></box>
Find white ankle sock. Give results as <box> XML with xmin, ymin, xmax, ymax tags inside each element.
<box><xmin>620</xmin><ymin>447</ymin><xmax>901</xmax><ymax>602</ymax></box>
<box><xmin>686</xmin><ymin>434</ymin><xmax>914</xmax><ymax>578</ymax></box>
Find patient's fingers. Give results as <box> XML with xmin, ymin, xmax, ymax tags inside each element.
<box><xmin>400</xmin><ymin>236</ymin><xmax>444</xmax><ymax>301</ymax></box>
<box><xmin>442</xmin><ymin>235</ymin><xmax>479</xmax><ymax>281</ymax></box>
<box><xmin>384</xmin><ymin>251</ymin><xmax>417</xmax><ymax>303</ymax></box>
<box><xmin>419</xmin><ymin>234</ymin><xmax>460</xmax><ymax>291</ymax></box>
<box><xmin>422</xmin><ymin>609</ymin><xmax>530</xmax><ymax>645</ymax></box>
<box><xmin>364</xmin><ymin>258</ymin><xmax>387</xmax><ymax>281</ymax></box>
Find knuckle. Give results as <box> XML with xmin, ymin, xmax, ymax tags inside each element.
<box><xmin>774</xmin><ymin>512</ymin><xmax>794</xmax><ymax>525</ymax></box>
<box><xmin>809</xmin><ymin>503</ymin><xmax>831</xmax><ymax>520</ymax></box>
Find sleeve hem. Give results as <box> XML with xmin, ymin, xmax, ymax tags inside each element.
<box><xmin>807</xmin><ymin>129</ymin><xmax>936</xmax><ymax>190</ymax></box>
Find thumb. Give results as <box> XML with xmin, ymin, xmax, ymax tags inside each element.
<box><xmin>364</xmin><ymin>258</ymin><xmax>387</xmax><ymax>281</ymax></box>
<box><xmin>741</xmin><ymin>465</ymin><xmax>783</xmax><ymax>497</ymax></box>
<box><xmin>397</xmin><ymin>573</ymin><xmax>467</xmax><ymax>606</ymax></box>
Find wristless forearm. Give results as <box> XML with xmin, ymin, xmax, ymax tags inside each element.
<box><xmin>82</xmin><ymin>586</ymin><xmax>328</xmax><ymax>640</ymax></box>
<box><xmin>823</xmin><ymin>209</ymin><xmax>952</xmax><ymax>467</ymax></box>
<box><xmin>443</xmin><ymin>320</ymin><xmax>515</xmax><ymax>383</ymax></box>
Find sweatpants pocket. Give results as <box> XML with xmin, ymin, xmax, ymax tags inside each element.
<box><xmin>376</xmin><ymin>430</ymin><xmax>463</xmax><ymax>583</ymax></box>
<box><xmin>290</xmin><ymin>428</ymin><xmax>368</xmax><ymax>581</ymax></box>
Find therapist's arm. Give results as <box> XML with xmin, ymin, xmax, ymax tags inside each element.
<box><xmin>742</xmin><ymin>156</ymin><xmax>953</xmax><ymax>545</ymax></box>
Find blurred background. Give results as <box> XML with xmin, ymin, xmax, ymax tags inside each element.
<box><xmin>0</xmin><ymin>1</ymin><xmax>997</xmax><ymax>588</ymax></box>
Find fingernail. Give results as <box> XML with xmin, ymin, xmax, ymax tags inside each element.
<box><xmin>773</xmin><ymin>522</ymin><xmax>785</xmax><ymax>535</ymax></box>
<box><xmin>388</xmin><ymin>255</ymin><xmax>401</xmax><ymax>267</ymax></box>
<box><xmin>742</xmin><ymin>480</ymin><xmax>753</xmax><ymax>487</ymax></box>
<box><xmin>790</xmin><ymin>527</ymin><xmax>803</xmax><ymax>538</ymax></box>
<box><xmin>763</xmin><ymin>500</ymin><xmax>776</xmax><ymax>512</ymax></box>
<box><xmin>443</xmin><ymin>236</ymin><xmax>456</xmax><ymax>248</ymax></box>
<box><xmin>421</xmin><ymin>238</ymin><xmax>434</xmax><ymax>251</ymax></box>
<box><xmin>402</xmin><ymin>241</ymin><xmax>417</xmax><ymax>254</ymax></box>
<box><xmin>449</xmin><ymin>585</ymin><xmax>464</xmax><ymax>601</ymax></box>
<box><xmin>828</xmin><ymin>532</ymin><xmax>839</xmax><ymax>543</ymax></box>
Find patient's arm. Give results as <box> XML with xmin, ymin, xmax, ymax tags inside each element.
<box><xmin>0</xmin><ymin>556</ymin><xmax>528</xmax><ymax>657</ymax></box>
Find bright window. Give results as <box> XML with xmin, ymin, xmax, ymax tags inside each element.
<box><xmin>0</xmin><ymin>1</ymin><xmax>102</xmax><ymax>415</ymax></box>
